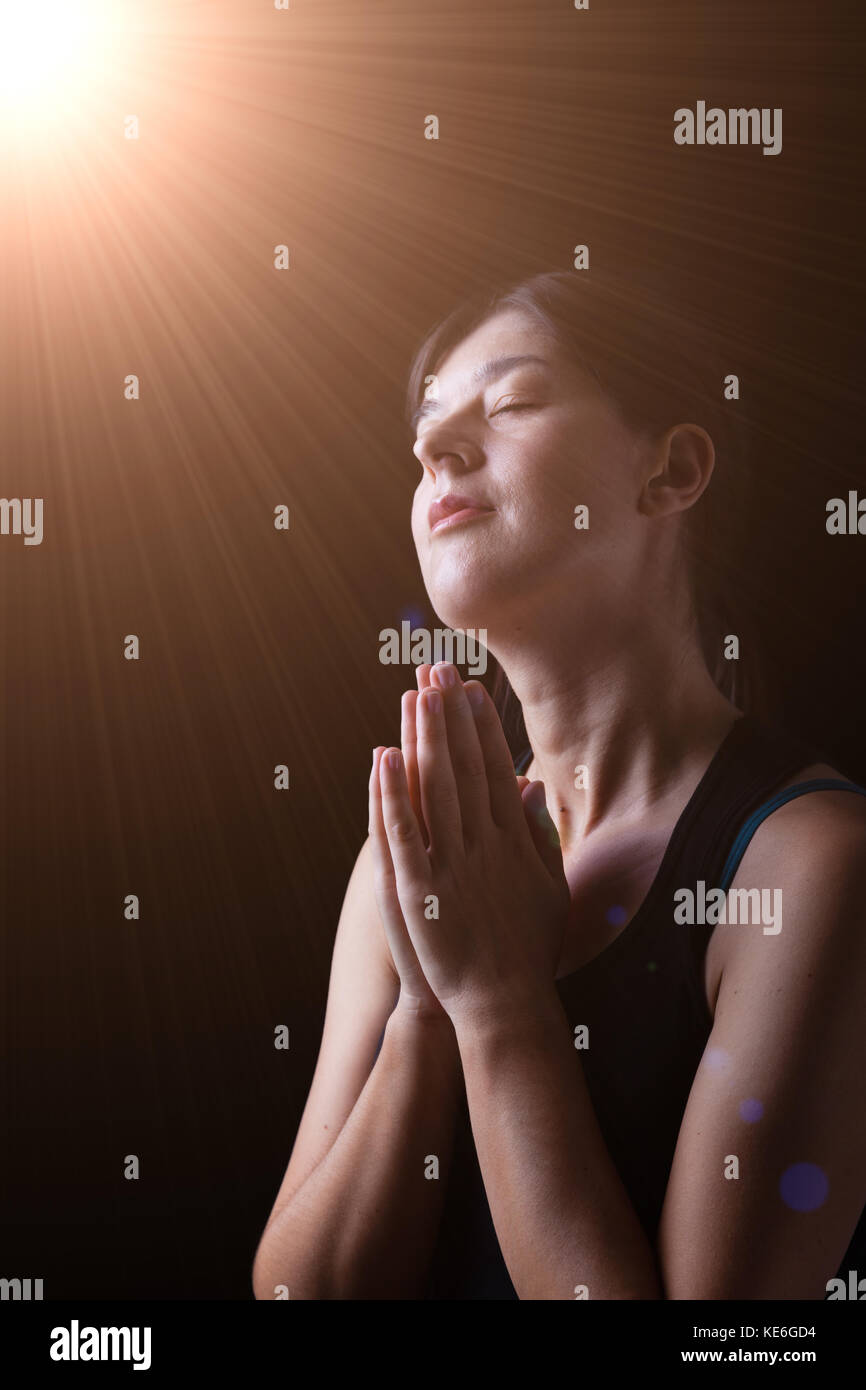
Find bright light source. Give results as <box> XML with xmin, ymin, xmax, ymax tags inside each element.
<box><xmin>0</xmin><ymin>0</ymin><xmax>121</xmax><ymax>125</ymax></box>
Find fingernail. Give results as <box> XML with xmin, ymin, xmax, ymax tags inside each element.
<box><xmin>387</xmin><ymin>749</ymin><xmax>402</xmax><ymax>771</ymax></box>
<box><xmin>435</xmin><ymin>662</ymin><xmax>458</xmax><ymax>687</ymax></box>
<box><xmin>465</xmin><ymin>682</ymin><xmax>484</xmax><ymax>708</ymax></box>
<box><xmin>425</xmin><ymin>689</ymin><xmax>442</xmax><ymax>714</ymax></box>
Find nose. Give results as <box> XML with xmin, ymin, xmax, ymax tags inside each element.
<box><xmin>413</xmin><ymin>416</ymin><xmax>481</xmax><ymax>479</ymax></box>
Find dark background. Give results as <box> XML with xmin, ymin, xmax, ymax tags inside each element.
<box><xmin>1</xmin><ymin>0</ymin><xmax>864</xmax><ymax>1297</ymax></box>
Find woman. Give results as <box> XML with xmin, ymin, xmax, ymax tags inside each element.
<box><xmin>252</xmin><ymin>271</ymin><xmax>866</xmax><ymax>1299</ymax></box>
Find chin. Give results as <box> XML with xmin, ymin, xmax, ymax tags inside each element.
<box><xmin>422</xmin><ymin>534</ymin><xmax>549</xmax><ymax>628</ymax></box>
<box><xmin>425</xmin><ymin>604</ymin><xmax>480</xmax><ymax>635</ymax></box>
<box><xmin>426</xmin><ymin>582</ymin><xmax>510</xmax><ymax>638</ymax></box>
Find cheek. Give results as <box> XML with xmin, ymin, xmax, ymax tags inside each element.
<box><xmin>535</xmin><ymin>425</ymin><xmax>622</xmax><ymax>515</ymax></box>
<box><xmin>507</xmin><ymin>454</ymin><xmax>571</xmax><ymax>530</ymax></box>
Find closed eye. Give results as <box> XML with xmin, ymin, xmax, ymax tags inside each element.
<box><xmin>491</xmin><ymin>400</ymin><xmax>535</xmax><ymax>416</ymax></box>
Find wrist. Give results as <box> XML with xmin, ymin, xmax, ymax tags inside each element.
<box><xmin>450</xmin><ymin>981</ymin><xmax>566</xmax><ymax>1050</ymax></box>
<box><xmin>392</xmin><ymin>985</ymin><xmax>450</xmax><ymax>1019</ymax></box>
<box><xmin>388</xmin><ymin>994</ymin><xmax>458</xmax><ymax>1039</ymax></box>
<box><xmin>386</xmin><ymin>997</ymin><xmax>462</xmax><ymax>1079</ymax></box>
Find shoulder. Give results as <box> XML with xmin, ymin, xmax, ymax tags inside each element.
<box><xmin>734</xmin><ymin>759</ymin><xmax>866</xmax><ymax>880</ymax></box>
<box><xmin>704</xmin><ymin>759</ymin><xmax>866</xmax><ymax>1008</ymax></box>
<box><xmin>712</xmin><ymin>759</ymin><xmax>866</xmax><ymax>985</ymax></box>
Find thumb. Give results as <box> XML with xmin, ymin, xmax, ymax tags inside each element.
<box><xmin>521</xmin><ymin>781</ymin><xmax>564</xmax><ymax>879</ymax></box>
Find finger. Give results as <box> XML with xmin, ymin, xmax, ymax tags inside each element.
<box><xmin>415</xmin><ymin>684</ymin><xmax>464</xmax><ymax>859</ymax></box>
<box><xmin>428</xmin><ymin>662</ymin><xmax>490</xmax><ymax>842</ymax></box>
<box><xmin>378</xmin><ymin>747</ymin><xmax>432</xmax><ymax>911</ymax></box>
<box><xmin>415</xmin><ymin>663</ymin><xmax>433</xmax><ymax>692</ymax></box>
<box><xmin>522</xmin><ymin>780</ymin><xmax>565</xmax><ymax>881</ymax></box>
<box><xmin>368</xmin><ymin>747</ymin><xmax>422</xmax><ymax>981</ymax></box>
<box><xmin>401</xmin><ymin>689</ymin><xmax>429</xmax><ymax>848</ymax></box>
<box><xmin>462</xmin><ymin>679</ymin><xmax>528</xmax><ymax>832</ymax></box>
<box><xmin>516</xmin><ymin>775</ymin><xmax>530</xmax><ymax>793</ymax></box>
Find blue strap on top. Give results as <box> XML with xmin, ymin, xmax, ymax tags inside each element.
<box><xmin>718</xmin><ymin>778</ymin><xmax>866</xmax><ymax>891</ymax></box>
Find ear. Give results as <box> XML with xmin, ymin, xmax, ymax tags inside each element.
<box><xmin>639</xmin><ymin>422</ymin><xmax>715</xmax><ymax>519</ymax></box>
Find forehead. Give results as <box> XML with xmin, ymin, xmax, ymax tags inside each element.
<box><xmin>433</xmin><ymin>307</ymin><xmax>556</xmax><ymax>387</ymax></box>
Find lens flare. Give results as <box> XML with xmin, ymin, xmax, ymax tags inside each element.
<box><xmin>0</xmin><ymin>0</ymin><xmax>122</xmax><ymax>128</ymax></box>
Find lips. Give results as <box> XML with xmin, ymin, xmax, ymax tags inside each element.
<box><xmin>428</xmin><ymin>492</ymin><xmax>495</xmax><ymax>534</ymax></box>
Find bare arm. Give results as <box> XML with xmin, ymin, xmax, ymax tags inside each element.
<box><xmin>657</xmin><ymin>793</ymin><xmax>866</xmax><ymax>1298</ymax></box>
<box><xmin>251</xmin><ymin>837</ymin><xmax>463</xmax><ymax>1300</ymax></box>
<box><xmin>457</xmin><ymin>987</ymin><xmax>662</xmax><ymax>1299</ymax></box>
<box><xmin>455</xmin><ymin>794</ymin><xmax>866</xmax><ymax>1298</ymax></box>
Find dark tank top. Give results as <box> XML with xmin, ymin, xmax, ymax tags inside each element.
<box><xmin>376</xmin><ymin>713</ymin><xmax>866</xmax><ymax>1298</ymax></box>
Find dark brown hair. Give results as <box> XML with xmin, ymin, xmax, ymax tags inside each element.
<box><xmin>405</xmin><ymin>269</ymin><xmax>765</xmax><ymax>757</ymax></box>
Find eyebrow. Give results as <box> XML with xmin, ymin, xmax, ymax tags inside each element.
<box><xmin>411</xmin><ymin>354</ymin><xmax>550</xmax><ymax>432</ymax></box>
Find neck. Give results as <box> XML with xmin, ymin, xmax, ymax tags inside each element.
<box><xmin>491</xmin><ymin>612</ymin><xmax>741</xmax><ymax>853</ymax></box>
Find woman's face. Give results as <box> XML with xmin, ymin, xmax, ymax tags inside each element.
<box><xmin>410</xmin><ymin>307</ymin><xmax>654</xmax><ymax>636</ymax></box>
